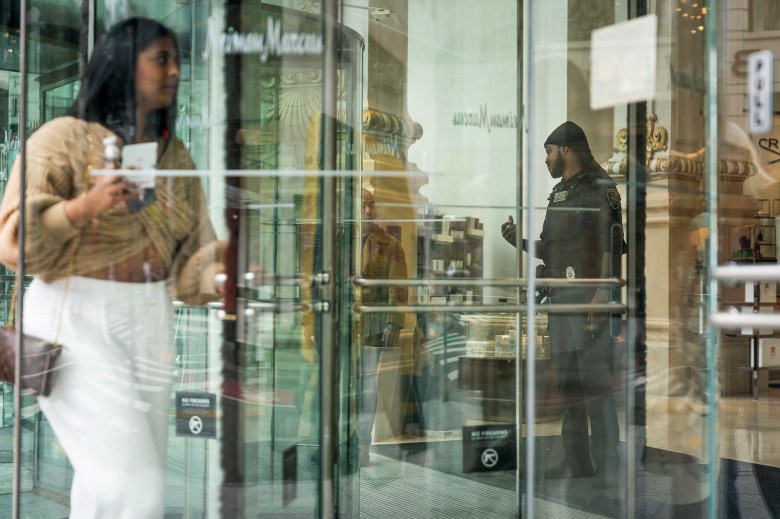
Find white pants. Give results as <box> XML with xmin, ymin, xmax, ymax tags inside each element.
<box><xmin>26</xmin><ymin>276</ymin><xmax>174</xmax><ymax>519</ymax></box>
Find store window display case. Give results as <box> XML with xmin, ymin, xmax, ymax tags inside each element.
<box><xmin>458</xmin><ymin>314</ymin><xmax>556</xmax><ymax>423</ymax></box>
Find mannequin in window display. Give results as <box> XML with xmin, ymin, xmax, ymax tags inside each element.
<box><xmin>501</xmin><ymin>121</ymin><xmax>623</xmax><ymax>488</ymax></box>
<box><xmin>0</xmin><ymin>18</ymin><xmax>221</xmax><ymax>518</ymax></box>
<box><xmin>359</xmin><ymin>187</ymin><xmax>408</xmax><ymax>466</ymax></box>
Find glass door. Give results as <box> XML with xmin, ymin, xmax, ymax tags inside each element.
<box><xmin>10</xmin><ymin>1</ymin><xmax>780</xmax><ymax>518</ymax></box>
<box><xmin>4</xmin><ymin>1</ymin><xmax>82</xmax><ymax>516</ymax></box>
<box><xmin>524</xmin><ymin>2</ymin><xmax>643</xmax><ymax>517</ymax></box>
<box><xmin>10</xmin><ymin>1</ymin><xmax>364</xmax><ymax>516</ymax></box>
<box><xmin>348</xmin><ymin>1</ymin><xmax>524</xmax><ymax>517</ymax></box>
<box><xmin>708</xmin><ymin>2</ymin><xmax>780</xmax><ymax>519</ymax></box>
<box><xmin>523</xmin><ymin>1</ymin><xmax>780</xmax><ymax>518</ymax></box>
<box><xmin>226</xmin><ymin>3</ymin><xmax>364</xmax><ymax>517</ymax></box>
<box><xmin>7</xmin><ymin>1</ymin><xmax>366</xmax><ymax>517</ymax></box>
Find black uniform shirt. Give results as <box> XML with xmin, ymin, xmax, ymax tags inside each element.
<box><xmin>540</xmin><ymin>167</ymin><xmax>623</xmax><ymax>299</ymax></box>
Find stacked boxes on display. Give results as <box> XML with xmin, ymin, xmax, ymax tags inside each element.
<box><xmin>463</xmin><ymin>315</ymin><xmax>551</xmax><ymax>360</ymax></box>
<box><xmin>416</xmin><ymin>206</ymin><xmax>484</xmax><ymax>304</ymax></box>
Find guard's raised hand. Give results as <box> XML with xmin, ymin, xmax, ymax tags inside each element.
<box><xmin>501</xmin><ymin>214</ymin><xmax>517</xmax><ymax>247</ymax></box>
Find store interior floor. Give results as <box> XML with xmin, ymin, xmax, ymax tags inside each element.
<box><xmin>366</xmin><ymin>388</ymin><xmax>780</xmax><ymax>519</ymax></box>
<box><xmin>1</xmin><ymin>390</ymin><xmax>780</xmax><ymax>518</ymax></box>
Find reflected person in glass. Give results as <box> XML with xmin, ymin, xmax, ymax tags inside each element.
<box><xmin>0</xmin><ymin>18</ymin><xmax>220</xmax><ymax>518</ymax></box>
<box><xmin>501</xmin><ymin>121</ymin><xmax>623</xmax><ymax>489</ymax></box>
<box><xmin>360</xmin><ymin>187</ymin><xmax>408</xmax><ymax>466</ymax></box>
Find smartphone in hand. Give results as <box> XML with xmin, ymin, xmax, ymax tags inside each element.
<box><xmin>121</xmin><ymin>142</ymin><xmax>158</xmax><ymax>212</ymax></box>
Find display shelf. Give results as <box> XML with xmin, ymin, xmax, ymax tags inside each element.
<box><xmin>457</xmin><ymin>357</ymin><xmax>560</xmax><ymax>422</ymax></box>
<box><xmin>460</xmin><ymin>314</ymin><xmax>550</xmax><ymax>360</ymax></box>
<box><xmin>416</xmin><ymin>207</ymin><xmax>484</xmax><ymax>305</ymax></box>
<box><xmin>727</xmin><ymin>219</ymin><xmax>777</xmax><ymax>261</ymax></box>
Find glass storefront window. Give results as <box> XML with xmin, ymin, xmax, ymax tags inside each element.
<box><xmin>4</xmin><ymin>1</ymin><xmax>780</xmax><ymax>518</ymax></box>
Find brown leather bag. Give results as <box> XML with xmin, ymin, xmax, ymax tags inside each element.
<box><xmin>0</xmin><ymin>277</ymin><xmax>70</xmax><ymax>397</ymax></box>
<box><xmin>0</xmin><ymin>325</ymin><xmax>62</xmax><ymax>397</ymax></box>
<box><xmin>0</xmin><ymin>132</ymin><xmax>95</xmax><ymax>396</ymax></box>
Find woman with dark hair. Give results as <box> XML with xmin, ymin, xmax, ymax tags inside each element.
<box><xmin>71</xmin><ymin>17</ymin><xmax>180</xmax><ymax>148</ymax></box>
<box><xmin>0</xmin><ymin>17</ymin><xmax>219</xmax><ymax>517</ymax></box>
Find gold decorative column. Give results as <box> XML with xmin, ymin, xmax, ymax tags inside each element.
<box><xmin>605</xmin><ymin>113</ymin><xmax>759</xmax><ymax>403</ymax></box>
<box><xmin>363</xmin><ymin>106</ymin><xmax>425</xmax><ymax>283</ymax></box>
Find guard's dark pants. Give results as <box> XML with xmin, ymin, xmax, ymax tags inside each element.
<box><xmin>550</xmin><ymin>313</ymin><xmax>620</xmax><ymax>473</ymax></box>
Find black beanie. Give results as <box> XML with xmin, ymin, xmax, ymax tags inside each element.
<box><xmin>544</xmin><ymin>121</ymin><xmax>590</xmax><ymax>151</ymax></box>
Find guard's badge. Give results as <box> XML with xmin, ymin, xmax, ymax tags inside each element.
<box><xmin>553</xmin><ymin>191</ymin><xmax>568</xmax><ymax>203</ymax></box>
<box><xmin>566</xmin><ymin>266</ymin><xmax>576</xmax><ymax>279</ymax></box>
<box><xmin>606</xmin><ymin>188</ymin><xmax>621</xmax><ymax>209</ymax></box>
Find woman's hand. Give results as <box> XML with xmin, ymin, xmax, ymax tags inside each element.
<box><xmin>86</xmin><ymin>174</ymin><xmax>139</xmax><ymax>214</ymax></box>
<box><xmin>64</xmin><ymin>167</ymin><xmax>138</xmax><ymax>228</ymax></box>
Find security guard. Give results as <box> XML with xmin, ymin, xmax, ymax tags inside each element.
<box><xmin>501</xmin><ymin>121</ymin><xmax>623</xmax><ymax>488</ymax></box>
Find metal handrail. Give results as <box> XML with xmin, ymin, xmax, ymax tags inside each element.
<box><xmin>710</xmin><ymin>264</ymin><xmax>780</xmax><ymax>325</ymax></box>
<box><xmin>711</xmin><ymin>264</ymin><xmax>780</xmax><ymax>281</ymax></box>
<box><xmin>351</xmin><ymin>276</ymin><xmax>625</xmax><ymax>288</ymax></box>
<box><xmin>174</xmin><ymin>300</ymin><xmax>312</xmax><ymax>314</ymax></box>
<box><xmin>711</xmin><ymin>311</ymin><xmax>780</xmax><ymax>329</ymax></box>
<box><xmin>248</xmin><ymin>274</ymin><xmax>306</xmax><ymax>287</ymax></box>
<box><xmin>353</xmin><ymin>302</ymin><xmax>626</xmax><ymax>314</ymax></box>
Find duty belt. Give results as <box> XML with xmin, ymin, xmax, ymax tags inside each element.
<box><xmin>546</xmin><ymin>266</ymin><xmax>577</xmax><ymax>279</ymax></box>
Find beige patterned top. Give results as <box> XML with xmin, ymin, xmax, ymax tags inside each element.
<box><xmin>0</xmin><ymin>117</ymin><xmax>216</xmax><ymax>304</ymax></box>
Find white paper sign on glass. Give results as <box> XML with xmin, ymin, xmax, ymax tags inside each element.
<box><xmin>590</xmin><ymin>14</ymin><xmax>658</xmax><ymax>110</ymax></box>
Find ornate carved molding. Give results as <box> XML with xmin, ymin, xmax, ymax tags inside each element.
<box><xmin>362</xmin><ymin>107</ymin><xmax>424</xmax><ymax>160</ymax></box>
<box><xmin>612</xmin><ymin>115</ymin><xmax>669</xmax><ymax>155</ymax></box>
<box><xmin>647</xmin><ymin>156</ymin><xmax>756</xmax><ymax>181</ymax></box>
<box><xmin>297</xmin><ymin>0</ymin><xmax>320</xmax><ymax>14</ymax></box>
<box><xmin>363</xmin><ymin>107</ymin><xmax>423</xmax><ymax>142</ymax></box>
<box><xmin>253</xmin><ymin>70</ymin><xmax>344</xmax><ymax>146</ymax></box>
<box><xmin>602</xmin><ymin>114</ymin><xmax>756</xmax><ymax>182</ymax></box>
<box><xmin>613</xmin><ymin>128</ymin><xmax>628</xmax><ymax>153</ymax></box>
<box><xmin>646</xmin><ymin>114</ymin><xmax>669</xmax><ymax>157</ymax></box>
<box><xmin>647</xmin><ymin>156</ymin><xmax>702</xmax><ymax>180</ymax></box>
<box><xmin>238</xmin><ymin>91</ymin><xmax>424</xmax><ymax>165</ymax></box>
<box><xmin>720</xmin><ymin>159</ymin><xmax>756</xmax><ymax>179</ymax></box>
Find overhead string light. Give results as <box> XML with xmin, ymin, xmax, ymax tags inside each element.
<box><xmin>678</xmin><ymin>0</ymin><xmax>707</xmax><ymax>34</ymax></box>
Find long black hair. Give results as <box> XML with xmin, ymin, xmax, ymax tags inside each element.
<box><xmin>574</xmin><ymin>148</ymin><xmax>609</xmax><ymax>175</ymax></box>
<box><xmin>69</xmin><ymin>17</ymin><xmax>180</xmax><ymax>145</ymax></box>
